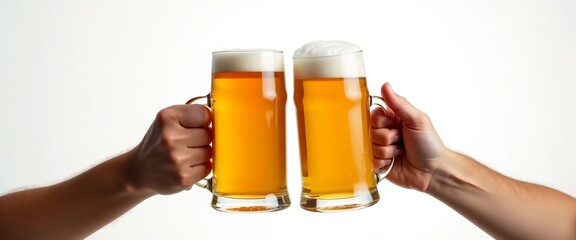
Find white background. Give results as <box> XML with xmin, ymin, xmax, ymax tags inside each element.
<box><xmin>1</xmin><ymin>0</ymin><xmax>575</xmax><ymax>239</ymax></box>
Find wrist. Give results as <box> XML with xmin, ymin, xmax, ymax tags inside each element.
<box><xmin>120</xmin><ymin>148</ymin><xmax>156</xmax><ymax>198</ymax></box>
<box><xmin>409</xmin><ymin>147</ymin><xmax>452</xmax><ymax>193</ymax></box>
<box><xmin>425</xmin><ymin>150</ymin><xmax>484</xmax><ymax>197</ymax></box>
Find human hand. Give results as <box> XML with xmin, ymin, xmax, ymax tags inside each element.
<box><xmin>128</xmin><ymin>104</ymin><xmax>212</xmax><ymax>195</ymax></box>
<box><xmin>371</xmin><ymin>83</ymin><xmax>448</xmax><ymax>192</ymax></box>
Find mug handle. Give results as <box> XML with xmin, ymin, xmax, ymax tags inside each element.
<box><xmin>186</xmin><ymin>93</ymin><xmax>214</xmax><ymax>191</ymax></box>
<box><xmin>369</xmin><ymin>95</ymin><xmax>396</xmax><ymax>183</ymax></box>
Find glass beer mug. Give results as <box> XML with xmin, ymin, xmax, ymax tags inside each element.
<box><xmin>187</xmin><ymin>49</ymin><xmax>291</xmax><ymax>212</ymax></box>
<box><xmin>293</xmin><ymin>41</ymin><xmax>394</xmax><ymax>212</ymax></box>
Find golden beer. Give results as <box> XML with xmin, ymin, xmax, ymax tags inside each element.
<box><xmin>212</xmin><ymin>72</ymin><xmax>287</xmax><ymax>198</ymax></box>
<box><xmin>194</xmin><ymin>50</ymin><xmax>290</xmax><ymax>212</ymax></box>
<box><xmin>294</xmin><ymin>77</ymin><xmax>376</xmax><ymax>198</ymax></box>
<box><xmin>293</xmin><ymin>41</ymin><xmax>382</xmax><ymax>212</ymax></box>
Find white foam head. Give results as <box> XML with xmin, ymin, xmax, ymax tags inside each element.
<box><xmin>212</xmin><ymin>49</ymin><xmax>284</xmax><ymax>73</ymax></box>
<box><xmin>293</xmin><ymin>40</ymin><xmax>365</xmax><ymax>79</ymax></box>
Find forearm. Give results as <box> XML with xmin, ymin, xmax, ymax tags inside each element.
<box><xmin>0</xmin><ymin>149</ymin><xmax>154</xmax><ymax>239</ymax></box>
<box><xmin>427</xmin><ymin>151</ymin><xmax>576</xmax><ymax>240</ymax></box>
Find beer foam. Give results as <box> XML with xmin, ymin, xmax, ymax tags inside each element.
<box><xmin>212</xmin><ymin>49</ymin><xmax>284</xmax><ymax>73</ymax></box>
<box><xmin>293</xmin><ymin>40</ymin><xmax>362</xmax><ymax>58</ymax></box>
<box><xmin>293</xmin><ymin>41</ymin><xmax>365</xmax><ymax>79</ymax></box>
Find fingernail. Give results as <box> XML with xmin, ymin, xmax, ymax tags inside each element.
<box><xmin>380</xmin><ymin>159</ymin><xmax>392</xmax><ymax>169</ymax></box>
<box><xmin>385</xmin><ymin>118</ymin><xmax>395</xmax><ymax>126</ymax></box>
<box><xmin>388</xmin><ymin>83</ymin><xmax>395</xmax><ymax>93</ymax></box>
<box><xmin>394</xmin><ymin>148</ymin><xmax>404</xmax><ymax>156</ymax></box>
<box><xmin>393</xmin><ymin>135</ymin><xmax>401</xmax><ymax>142</ymax></box>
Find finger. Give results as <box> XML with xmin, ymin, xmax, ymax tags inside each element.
<box><xmin>178</xmin><ymin>146</ymin><xmax>212</xmax><ymax>168</ymax></box>
<box><xmin>381</xmin><ymin>83</ymin><xmax>430</xmax><ymax>129</ymax></box>
<box><xmin>373</xmin><ymin>158</ymin><xmax>393</xmax><ymax>173</ymax></box>
<box><xmin>372</xmin><ymin>144</ymin><xmax>404</xmax><ymax>159</ymax></box>
<box><xmin>158</xmin><ymin>104</ymin><xmax>211</xmax><ymax>128</ymax></box>
<box><xmin>180</xmin><ymin>162</ymin><xmax>212</xmax><ymax>190</ymax></box>
<box><xmin>161</xmin><ymin>126</ymin><xmax>212</xmax><ymax>149</ymax></box>
<box><xmin>371</xmin><ymin>128</ymin><xmax>401</xmax><ymax>146</ymax></box>
<box><xmin>181</xmin><ymin>127</ymin><xmax>212</xmax><ymax>147</ymax></box>
<box><xmin>179</xmin><ymin>104</ymin><xmax>211</xmax><ymax>128</ymax></box>
<box><xmin>371</xmin><ymin>107</ymin><xmax>399</xmax><ymax>129</ymax></box>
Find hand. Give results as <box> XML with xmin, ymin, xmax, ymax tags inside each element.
<box><xmin>128</xmin><ymin>104</ymin><xmax>213</xmax><ymax>195</ymax></box>
<box><xmin>371</xmin><ymin>83</ymin><xmax>448</xmax><ymax>191</ymax></box>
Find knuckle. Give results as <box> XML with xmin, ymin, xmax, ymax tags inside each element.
<box><xmin>168</xmin><ymin>150</ymin><xmax>185</xmax><ymax>165</ymax></box>
<box><xmin>160</xmin><ymin>132</ymin><xmax>178</xmax><ymax>149</ymax></box>
<box><xmin>177</xmin><ymin>175</ymin><xmax>190</xmax><ymax>188</ymax></box>
<box><xmin>156</xmin><ymin>106</ymin><xmax>179</xmax><ymax>124</ymax></box>
<box><xmin>415</xmin><ymin>112</ymin><xmax>431</xmax><ymax>125</ymax></box>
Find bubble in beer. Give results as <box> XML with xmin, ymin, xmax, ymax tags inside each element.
<box><xmin>213</xmin><ymin>49</ymin><xmax>284</xmax><ymax>73</ymax></box>
<box><xmin>293</xmin><ymin>40</ymin><xmax>365</xmax><ymax>79</ymax></box>
<box><xmin>293</xmin><ymin>40</ymin><xmax>362</xmax><ymax>58</ymax></box>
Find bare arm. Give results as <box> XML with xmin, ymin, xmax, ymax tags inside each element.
<box><xmin>372</xmin><ymin>82</ymin><xmax>576</xmax><ymax>240</ymax></box>
<box><xmin>0</xmin><ymin>104</ymin><xmax>212</xmax><ymax>239</ymax></box>
<box><xmin>427</xmin><ymin>151</ymin><xmax>576</xmax><ymax>240</ymax></box>
<box><xmin>0</xmin><ymin>150</ymin><xmax>151</xmax><ymax>239</ymax></box>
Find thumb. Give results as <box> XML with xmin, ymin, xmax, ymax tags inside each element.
<box><xmin>381</xmin><ymin>83</ymin><xmax>429</xmax><ymax>129</ymax></box>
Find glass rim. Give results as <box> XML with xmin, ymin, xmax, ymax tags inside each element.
<box><xmin>213</xmin><ymin>49</ymin><xmax>283</xmax><ymax>54</ymax></box>
<box><xmin>292</xmin><ymin>50</ymin><xmax>363</xmax><ymax>60</ymax></box>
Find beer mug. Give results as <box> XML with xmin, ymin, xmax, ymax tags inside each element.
<box><xmin>187</xmin><ymin>50</ymin><xmax>291</xmax><ymax>212</ymax></box>
<box><xmin>293</xmin><ymin>41</ymin><xmax>394</xmax><ymax>212</ymax></box>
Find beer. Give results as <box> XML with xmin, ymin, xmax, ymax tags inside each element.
<box><xmin>294</xmin><ymin>77</ymin><xmax>376</xmax><ymax>199</ymax></box>
<box><xmin>192</xmin><ymin>50</ymin><xmax>290</xmax><ymax>212</ymax></box>
<box><xmin>293</xmin><ymin>41</ymin><xmax>381</xmax><ymax>212</ymax></box>
<box><xmin>212</xmin><ymin>71</ymin><xmax>287</xmax><ymax>198</ymax></box>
